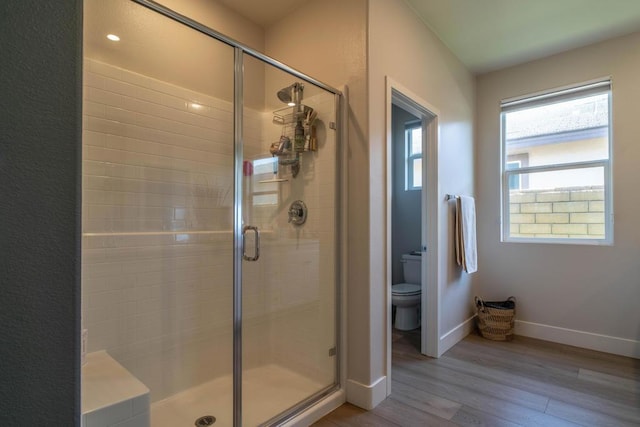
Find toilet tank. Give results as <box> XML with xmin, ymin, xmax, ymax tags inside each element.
<box><xmin>401</xmin><ymin>253</ymin><xmax>422</xmax><ymax>284</ymax></box>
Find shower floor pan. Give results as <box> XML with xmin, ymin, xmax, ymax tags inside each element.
<box><xmin>151</xmin><ymin>364</ymin><xmax>323</xmax><ymax>427</ymax></box>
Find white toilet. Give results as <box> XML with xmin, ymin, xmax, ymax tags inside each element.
<box><xmin>392</xmin><ymin>253</ymin><xmax>422</xmax><ymax>330</ymax></box>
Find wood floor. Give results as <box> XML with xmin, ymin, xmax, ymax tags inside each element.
<box><xmin>313</xmin><ymin>329</ymin><xmax>640</xmax><ymax>426</ymax></box>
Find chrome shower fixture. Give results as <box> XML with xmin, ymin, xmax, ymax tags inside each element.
<box><xmin>277</xmin><ymin>82</ymin><xmax>304</xmax><ymax>106</ymax></box>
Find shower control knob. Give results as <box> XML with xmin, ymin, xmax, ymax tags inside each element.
<box><xmin>287</xmin><ymin>200</ymin><xmax>307</xmax><ymax>225</ymax></box>
<box><xmin>288</xmin><ymin>207</ymin><xmax>301</xmax><ymax>218</ymax></box>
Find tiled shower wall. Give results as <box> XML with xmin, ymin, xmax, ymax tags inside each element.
<box><xmin>82</xmin><ymin>58</ymin><xmax>262</xmax><ymax>401</ymax></box>
<box><xmin>82</xmin><ymin>59</ymin><xmax>337</xmax><ymax>402</ymax></box>
<box><xmin>257</xmin><ymin>92</ymin><xmax>338</xmax><ymax>384</ymax></box>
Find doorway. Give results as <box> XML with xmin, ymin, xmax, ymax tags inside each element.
<box><xmin>385</xmin><ymin>77</ymin><xmax>439</xmax><ymax>394</ymax></box>
<box><xmin>390</xmin><ymin>104</ymin><xmax>422</xmax><ymax>342</ymax></box>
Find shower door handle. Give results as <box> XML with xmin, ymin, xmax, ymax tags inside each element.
<box><xmin>242</xmin><ymin>225</ymin><xmax>260</xmax><ymax>261</ymax></box>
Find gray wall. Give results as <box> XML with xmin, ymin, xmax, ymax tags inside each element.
<box><xmin>476</xmin><ymin>31</ymin><xmax>640</xmax><ymax>356</ymax></box>
<box><xmin>0</xmin><ymin>1</ymin><xmax>81</xmax><ymax>424</ymax></box>
<box><xmin>391</xmin><ymin>105</ymin><xmax>421</xmax><ymax>284</ymax></box>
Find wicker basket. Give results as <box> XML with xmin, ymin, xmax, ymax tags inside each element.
<box><xmin>475</xmin><ymin>296</ymin><xmax>516</xmax><ymax>341</ymax></box>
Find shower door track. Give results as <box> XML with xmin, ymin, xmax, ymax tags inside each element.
<box><xmin>128</xmin><ymin>1</ymin><xmax>343</xmax><ymax>426</ymax></box>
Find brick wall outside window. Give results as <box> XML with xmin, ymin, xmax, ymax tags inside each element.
<box><xmin>509</xmin><ymin>187</ymin><xmax>605</xmax><ymax>238</ymax></box>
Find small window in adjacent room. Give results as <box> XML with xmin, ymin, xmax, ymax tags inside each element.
<box><xmin>405</xmin><ymin>122</ymin><xmax>422</xmax><ymax>190</ymax></box>
<box><xmin>500</xmin><ymin>79</ymin><xmax>612</xmax><ymax>244</ymax></box>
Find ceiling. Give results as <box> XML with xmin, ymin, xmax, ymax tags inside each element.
<box><xmin>405</xmin><ymin>0</ymin><xmax>640</xmax><ymax>74</ymax></box>
<box><xmin>213</xmin><ymin>0</ymin><xmax>640</xmax><ymax>75</ymax></box>
<box><xmin>216</xmin><ymin>0</ymin><xmax>309</xmax><ymax>27</ymax></box>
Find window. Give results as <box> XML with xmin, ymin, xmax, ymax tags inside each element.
<box><xmin>251</xmin><ymin>157</ymin><xmax>279</xmax><ymax>205</ymax></box>
<box><xmin>405</xmin><ymin>122</ymin><xmax>422</xmax><ymax>190</ymax></box>
<box><xmin>501</xmin><ymin>80</ymin><xmax>612</xmax><ymax>244</ymax></box>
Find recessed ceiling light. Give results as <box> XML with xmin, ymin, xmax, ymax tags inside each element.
<box><xmin>287</xmin><ymin>102</ymin><xmax>296</xmax><ymax>107</ymax></box>
<box><xmin>106</xmin><ymin>34</ymin><xmax>120</xmax><ymax>42</ymax></box>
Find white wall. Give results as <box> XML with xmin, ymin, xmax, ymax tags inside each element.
<box><xmin>513</xmin><ymin>137</ymin><xmax>607</xmax><ymax>188</ymax></box>
<box><xmin>85</xmin><ymin>0</ymin><xmax>265</xmax><ymax>108</ymax></box>
<box><xmin>476</xmin><ymin>31</ymin><xmax>640</xmax><ymax>357</ymax></box>
<box><xmin>157</xmin><ymin>0</ymin><xmax>264</xmax><ymax>51</ymax></box>
<box><xmin>369</xmin><ymin>0</ymin><xmax>476</xmax><ymax>395</ymax></box>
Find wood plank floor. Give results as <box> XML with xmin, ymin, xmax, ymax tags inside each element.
<box><xmin>313</xmin><ymin>330</ymin><xmax>640</xmax><ymax>426</ymax></box>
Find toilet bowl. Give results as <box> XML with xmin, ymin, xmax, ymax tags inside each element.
<box><xmin>392</xmin><ymin>283</ymin><xmax>421</xmax><ymax>330</ymax></box>
<box><xmin>392</xmin><ymin>253</ymin><xmax>422</xmax><ymax>331</ymax></box>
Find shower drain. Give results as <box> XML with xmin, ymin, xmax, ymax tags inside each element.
<box><xmin>195</xmin><ymin>415</ymin><xmax>216</xmax><ymax>426</ymax></box>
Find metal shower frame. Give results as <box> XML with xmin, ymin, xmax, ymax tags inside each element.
<box><xmin>129</xmin><ymin>1</ymin><xmax>343</xmax><ymax>426</ymax></box>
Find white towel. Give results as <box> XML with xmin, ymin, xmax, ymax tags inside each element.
<box><xmin>455</xmin><ymin>195</ymin><xmax>477</xmax><ymax>274</ymax></box>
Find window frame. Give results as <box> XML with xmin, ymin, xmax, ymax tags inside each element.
<box><xmin>500</xmin><ymin>79</ymin><xmax>613</xmax><ymax>245</ymax></box>
<box><xmin>405</xmin><ymin>121</ymin><xmax>422</xmax><ymax>191</ymax></box>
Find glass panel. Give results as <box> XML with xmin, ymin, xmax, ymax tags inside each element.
<box><xmin>410</xmin><ymin>127</ymin><xmax>422</xmax><ymax>156</ymax></box>
<box><xmin>504</xmin><ymin>93</ymin><xmax>609</xmax><ymax>168</ymax></box>
<box><xmin>412</xmin><ymin>158</ymin><xmax>422</xmax><ymax>188</ymax></box>
<box><xmin>242</xmin><ymin>55</ymin><xmax>338</xmax><ymax>425</ymax></box>
<box><xmin>507</xmin><ymin>167</ymin><xmax>605</xmax><ymax>239</ymax></box>
<box><xmin>82</xmin><ymin>0</ymin><xmax>234</xmax><ymax>425</ymax></box>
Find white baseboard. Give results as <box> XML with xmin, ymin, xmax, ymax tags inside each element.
<box><xmin>438</xmin><ymin>315</ymin><xmax>476</xmax><ymax>356</ymax></box>
<box><xmin>345</xmin><ymin>376</ymin><xmax>387</xmax><ymax>410</ymax></box>
<box><xmin>515</xmin><ymin>320</ymin><xmax>640</xmax><ymax>359</ymax></box>
<box><xmin>283</xmin><ymin>389</ymin><xmax>346</xmax><ymax>427</ymax></box>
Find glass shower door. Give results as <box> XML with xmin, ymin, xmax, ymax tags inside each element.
<box><xmin>83</xmin><ymin>1</ymin><xmax>341</xmax><ymax>425</ymax></box>
<box><xmin>241</xmin><ymin>55</ymin><xmax>339</xmax><ymax>425</ymax></box>
<box><xmin>82</xmin><ymin>0</ymin><xmax>235</xmax><ymax>425</ymax></box>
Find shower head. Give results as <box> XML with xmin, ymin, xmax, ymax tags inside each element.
<box><xmin>277</xmin><ymin>83</ymin><xmax>303</xmax><ymax>106</ymax></box>
<box><xmin>277</xmin><ymin>87</ymin><xmax>293</xmax><ymax>105</ymax></box>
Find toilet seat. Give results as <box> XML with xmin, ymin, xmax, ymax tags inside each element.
<box><xmin>392</xmin><ymin>283</ymin><xmax>421</xmax><ymax>296</ymax></box>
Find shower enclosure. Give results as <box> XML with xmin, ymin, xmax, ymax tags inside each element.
<box><xmin>81</xmin><ymin>0</ymin><xmax>341</xmax><ymax>425</ymax></box>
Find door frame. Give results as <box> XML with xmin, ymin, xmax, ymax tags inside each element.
<box><xmin>385</xmin><ymin>77</ymin><xmax>440</xmax><ymax>394</ymax></box>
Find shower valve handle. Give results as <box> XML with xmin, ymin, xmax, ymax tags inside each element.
<box><xmin>287</xmin><ymin>200</ymin><xmax>307</xmax><ymax>225</ymax></box>
<box><xmin>288</xmin><ymin>207</ymin><xmax>302</xmax><ymax>221</ymax></box>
